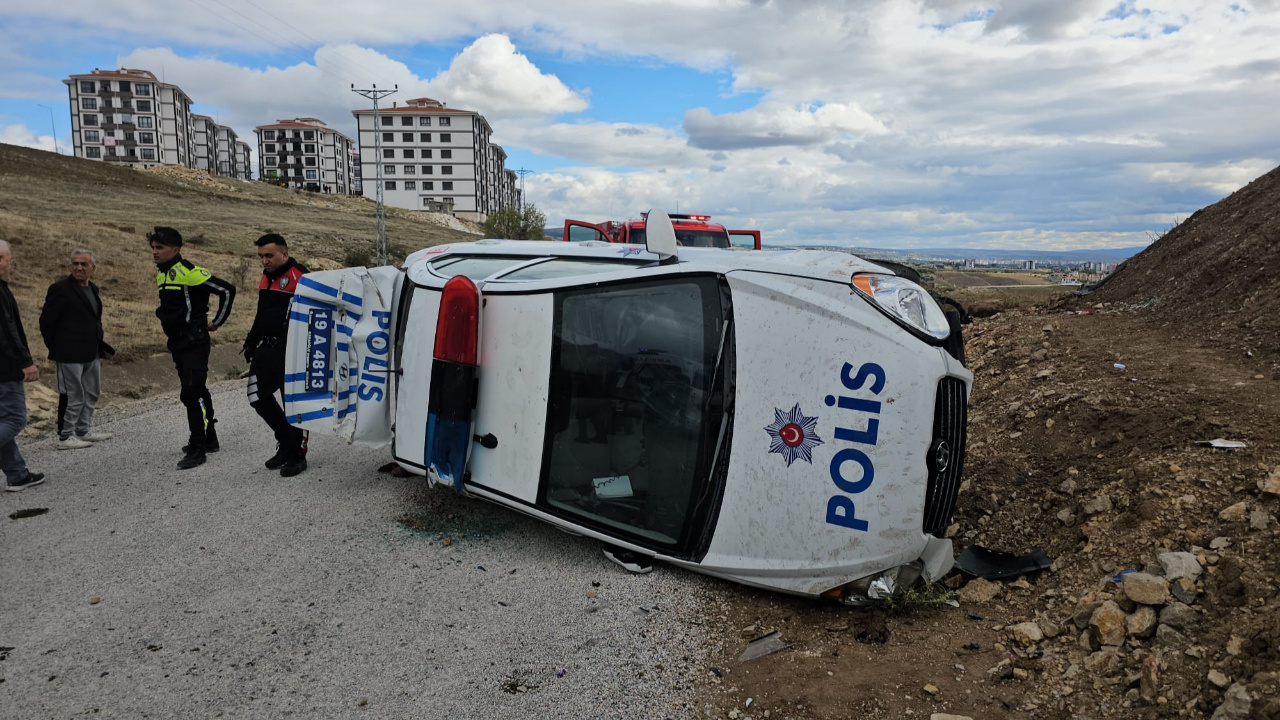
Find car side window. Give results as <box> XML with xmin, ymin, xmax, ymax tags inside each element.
<box><xmin>541</xmin><ymin>277</ymin><xmax>727</xmax><ymax>551</ymax></box>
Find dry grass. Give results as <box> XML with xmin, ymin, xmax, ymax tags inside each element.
<box><xmin>0</xmin><ymin>142</ymin><xmax>482</xmax><ymax>369</ymax></box>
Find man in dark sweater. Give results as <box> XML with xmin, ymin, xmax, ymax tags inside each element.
<box><xmin>0</xmin><ymin>239</ymin><xmax>46</xmax><ymax>491</ymax></box>
<box><xmin>148</xmin><ymin>227</ymin><xmax>236</xmax><ymax>470</ymax></box>
<box><xmin>40</xmin><ymin>249</ymin><xmax>112</xmax><ymax>450</ymax></box>
<box><xmin>242</xmin><ymin>234</ymin><xmax>309</xmax><ymax>476</ymax></box>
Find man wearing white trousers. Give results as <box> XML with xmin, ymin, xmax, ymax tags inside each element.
<box><xmin>39</xmin><ymin>249</ymin><xmax>113</xmax><ymax>449</ymax></box>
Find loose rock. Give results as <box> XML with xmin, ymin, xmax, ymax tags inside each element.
<box><xmin>1159</xmin><ymin>602</ymin><xmax>1198</xmax><ymax>631</ymax></box>
<box><xmin>1125</xmin><ymin>606</ymin><xmax>1158</xmax><ymax>638</ymax></box>
<box><xmin>1158</xmin><ymin>551</ymin><xmax>1202</xmax><ymax>581</ymax></box>
<box><xmin>1082</xmin><ymin>494</ymin><xmax>1113</xmax><ymax>515</ymax></box>
<box><xmin>1007</xmin><ymin>622</ymin><xmax>1043</xmax><ymax>646</ymax></box>
<box><xmin>1090</xmin><ymin>600</ymin><xmax>1126</xmax><ymax>646</ymax></box>
<box><xmin>1156</xmin><ymin>624</ymin><xmax>1188</xmax><ymax>648</ymax></box>
<box><xmin>1260</xmin><ymin>469</ymin><xmax>1280</xmax><ymax>497</ymax></box>
<box><xmin>1211</xmin><ymin>683</ymin><xmax>1252</xmax><ymax>720</ymax></box>
<box><xmin>1208</xmin><ymin>670</ymin><xmax>1230</xmax><ymax>688</ymax></box>
<box><xmin>1170</xmin><ymin>578</ymin><xmax>1198</xmax><ymax>605</ymax></box>
<box><xmin>1218</xmin><ymin>502</ymin><xmax>1248</xmax><ymax>522</ymax></box>
<box><xmin>1122</xmin><ymin>572</ymin><xmax>1170</xmax><ymax>606</ymax></box>
<box><xmin>1249</xmin><ymin>509</ymin><xmax>1270</xmax><ymax>530</ymax></box>
<box><xmin>958</xmin><ymin>578</ymin><xmax>1001</xmax><ymax>604</ymax></box>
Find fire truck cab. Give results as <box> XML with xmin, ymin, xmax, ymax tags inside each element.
<box><xmin>565</xmin><ymin>213</ymin><xmax>762</xmax><ymax>250</ymax></box>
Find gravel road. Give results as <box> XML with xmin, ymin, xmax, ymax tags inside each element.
<box><xmin>1</xmin><ymin>383</ymin><xmax>716</xmax><ymax>718</ymax></box>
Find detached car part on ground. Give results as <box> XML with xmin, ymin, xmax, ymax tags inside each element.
<box><xmin>283</xmin><ymin>213</ymin><xmax>971</xmax><ymax>603</ymax></box>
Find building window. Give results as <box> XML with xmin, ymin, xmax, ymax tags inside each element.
<box><xmin>382</xmin><ymin>148</ymin><xmax>394</xmax><ymax>159</ymax></box>
<box><xmin>135</xmin><ymin>84</ymin><xmax>151</xmax><ymax>96</ymax></box>
<box><xmin>401</xmin><ymin>133</ymin><xmax>413</xmax><ymax>142</ymax></box>
<box><xmin>380</xmin><ymin>116</ymin><xmax>393</xmax><ymax>126</ymax></box>
<box><xmin>265</xmin><ymin>143</ymin><xmax>276</xmax><ymax>153</ymax></box>
<box><xmin>419</xmin><ymin>117</ymin><xmax>431</xmax><ymax>126</ymax></box>
<box><xmin>119</xmin><ymin>81</ymin><xmax>132</xmax><ymax>93</ymax></box>
<box><xmin>400</xmin><ymin>116</ymin><xmax>412</xmax><ymax>126</ymax></box>
<box><xmin>442</xmin><ymin>181</ymin><xmax>453</xmax><ymax>190</ymax></box>
<box><xmin>439</xmin><ymin>117</ymin><xmax>451</xmax><ymax>127</ymax></box>
<box><xmin>403</xmin><ymin>165</ymin><xmax>416</xmax><ymax>175</ymax></box>
<box><xmin>81</xmin><ymin>98</ymin><xmax>97</xmax><ymax>110</ymax></box>
<box><xmin>403</xmin><ymin>148</ymin><xmax>415</xmax><ymax>159</ymax></box>
<box><xmin>266</xmin><ymin>157</ymin><xmax>277</xmax><ymax>166</ymax></box>
<box><xmin>442</xmin><ymin>166</ymin><xmax>452</xmax><ymax>175</ymax></box>
<box><xmin>294</xmin><ymin>167</ymin><xmax>303</xmax><ymax>177</ymax></box>
<box><xmin>292</xmin><ymin>130</ymin><xmax>302</xmax><ymax>139</ymax></box>
<box><xmin>304</xmin><ymin>131</ymin><xmax>315</xmax><ymax>141</ymax></box>
<box><xmin>382</xmin><ymin>132</ymin><xmax>393</xmax><ymax>142</ymax></box>
<box><xmin>304</xmin><ymin>144</ymin><xmax>316</xmax><ymax>153</ymax></box>
<box><xmin>124</xmin><ymin>131</ymin><xmax>135</xmax><ymax>141</ymax></box>
<box><xmin>140</xmin><ymin>132</ymin><xmax>154</xmax><ymax>144</ymax></box>
<box><xmin>266</xmin><ymin>169</ymin><xmax>278</xmax><ymax>177</ymax></box>
<box><xmin>440</xmin><ymin>133</ymin><xmax>451</xmax><ymax>143</ymax></box>
<box><xmin>424</xmin><ymin>181</ymin><xmax>434</xmax><ymax>190</ymax></box>
<box><xmin>404</xmin><ymin>181</ymin><xmax>416</xmax><ymax>190</ymax></box>
<box><xmin>137</xmin><ymin>116</ymin><xmax>153</xmax><ymax>129</ymax></box>
<box><xmin>79</xmin><ymin>81</ymin><xmax>95</xmax><ymax>93</ymax></box>
<box><xmin>421</xmin><ymin>165</ymin><xmax>433</xmax><ymax>175</ymax></box>
<box><xmin>82</xmin><ymin>114</ymin><xmax>98</xmax><ymax>126</ymax></box>
<box><xmin>422</xmin><ymin>149</ymin><xmax>432</xmax><ymax>159</ymax></box>
<box><xmin>263</xmin><ymin>130</ymin><xmax>276</xmax><ymax>140</ymax></box>
<box><xmin>135</xmin><ymin>100</ymin><xmax>152</xmax><ymax>112</ymax></box>
<box><xmin>306</xmin><ymin>170</ymin><xmax>317</xmax><ymax>179</ymax></box>
<box><xmin>419</xmin><ymin>133</ymin><xmax>431</xmax><ymax>142</ymax></box>
<box><xmin>84</xmin><ymin>130</ymin><xmax>100</xmax><ymax>142</ymax></box>
<box><xmin>99</xmin><ymin>81</ymin><xmax>110</xmax><ymax>92</ymax></box>
<box><xmin>385</xmin><ymin>180</ymin><xmax>396</xmax><ymax>190</ymax></box>
<box><xmin>85</xmin><ymin>147</ymin><xmax>101</xmax><ymax>159</ymax></box>
<box><xmin>383</xmin><ymin>165</ymin><xmax>395</xmax><ymax>174</ymax></box>
<box><xmin>305</xmin><ymin>157</ymin><xmax>316</xmax><ymax>166</ymax></box>
<box><xmin>440</xmin><ymin>149</ymin><xmax>452</xmax><ymax>159</ymax></box>
<box><xmin>141</xmin><ymin>148</ymin><xmax>156</xmax><ymax>160</ymax></box>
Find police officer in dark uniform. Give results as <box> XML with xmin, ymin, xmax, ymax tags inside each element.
<box><xmin>148</xmin><ymin>227</ymin><xmax>236</xmax><ymax>470</ymax></box>
<box><xmin>242</xmin><ymin>233</ymin><xmax>309</xmax><ymax>476</ymax></box>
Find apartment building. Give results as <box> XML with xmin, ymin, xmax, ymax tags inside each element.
<box><xmin>193</xmin><ymin>115</ymin><xmax>248</xmax><ymax>178</ymax></box>
<box><xmin>255</xmin><ymin>118</ymin><xmax>355</xmax><ymax>194</ymax></box>
<box><xmin>352</xmin><ymin>151</ymin><xmax>362</xmax><ymax>194</ymax></box>
<box><xmin>235</xmin><ymin>141</ymin><xmax>252</xmax><ymax>180</ymax></box>
<box><xmin>63</xmin><ymin>68</ymin><xmax>195</xmax><ymax>168</ymax></box>
<box><xmin>351</xmin><ymin>97</ymin><xmax>517</xmax><ymax>221</ymax></box>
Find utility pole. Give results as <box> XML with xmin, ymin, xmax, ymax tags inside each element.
<box><xmin>351</xmin><ymin>83</ymin><xmax>398</xmax><ymax>266</ymax></box>
<box><xmin>516</xmin><ymin>168</ymin><xmax>530</xmax><ymax>212</ymax></box>
<box><xmin>36</xmin><ymin>104</ymin><xmax>59</xmax><ymax>155</ymax></box>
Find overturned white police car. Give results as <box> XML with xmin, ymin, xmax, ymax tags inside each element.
<box><xmin>282</xmin><ymin>213</ymin><xmax>971</xmax><ymax>602</ymax></box>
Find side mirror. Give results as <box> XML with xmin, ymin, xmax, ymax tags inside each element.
<box><xmin>645</xmin><ymin>209</ymin><xmax>679</xmax><ymax>264</ymax></box>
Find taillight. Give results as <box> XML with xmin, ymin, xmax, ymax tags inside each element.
<box><xmin>427</xmin><ymin>275</ymin><xmax>481</xmax><ymax>492</ymax></box>
<box><xmin>434</xmin><ymin>275</ymin><xmax>479</xmax><ymax>364</ymax></box>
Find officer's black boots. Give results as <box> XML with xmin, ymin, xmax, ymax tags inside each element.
<box><xmin>182</xmin><ymin>419</ymin><xmax>219</xmax><ymax>454</ymax></box>
<box><xmin>177</xmin><ymin>445</ymin><xmax>207</xmax><ymax>470</ymax></box>
<box><xmin>264</xmin><ymin>444</ymin><xmax>291</xmax><ymax>470</ymax></box>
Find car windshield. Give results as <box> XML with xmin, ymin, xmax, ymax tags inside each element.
<box><xmin>629</xmin><ymin>227</ymin><xmax>729</xmax><ymax>249</ymax></box>
<box><xmin>541</xmin><ymin>276</ymin><xmax>731</xmax><ymax>553</ymax></box>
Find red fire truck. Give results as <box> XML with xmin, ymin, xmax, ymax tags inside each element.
<box><xmin>564</xmin><ymin>213</ymin><xmax>761</xmax><ymax>250</ymax></box>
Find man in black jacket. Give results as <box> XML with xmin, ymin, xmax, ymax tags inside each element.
<box><xmin>0</xmin><ymin>239</ymin><xmax>46</xmax><ymax>491</ymax></box>
<box><xmin>40</xmin><ymin>249</ymin><xmax>112</xmax><ymax>450</ymax></box>
<box><xmin>148</xmin><ymin>227</ymin><xmax>236</xmax><ymax>470</ymax></box>
<box><xmin>243</xmin><ymin>234</ymin><xmax>309</xmax><ymax>477</ymax></box>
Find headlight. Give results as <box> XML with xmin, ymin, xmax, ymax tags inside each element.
<box><xmin>852</xmin><ymin>273</ymin><xmax>951</xmax><ymax>341</ymax></box>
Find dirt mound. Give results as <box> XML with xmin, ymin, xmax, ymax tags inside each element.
<box><xmin>1090</xmin><ymin>163</ymin><xmax>1280</xmax><ymax>358</ymax></box>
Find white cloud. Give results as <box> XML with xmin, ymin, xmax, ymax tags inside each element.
<box><xmin>425</xmin><ymin>34</ymin><xmax>587</xmax><ymax>119</ymax></box>
<box><xmin>0</xmin><ymin>123</ymin><xmax>59</xmax><ymax>153</ymax></box>
<box><xmin>684</xmin><ymin>101</ymin><xmax>889</xmax><ymax>150</ymax></box>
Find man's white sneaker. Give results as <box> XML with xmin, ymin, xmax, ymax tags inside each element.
<box><xmin>57</xmin><ymin>436</ymin><xmax>94</xmax><ymax>450</ymax></box>
<box><xmin>78</xmin><ymin>431</ymin><xmax>114</xmax><ymax>442</ymax></box>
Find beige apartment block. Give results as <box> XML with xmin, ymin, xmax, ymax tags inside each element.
<box><xmin>351</xmin><ymin>97</ymin><xmax>519</xmax><ymax>221</ymax></box>
<box><xmin>63</xmin><ymin>68</ymin><xmax>195</xmax><ymax>169</ymax></box>
<box><xmin>256</xmin><ymin>118</ymin><xmax>355</xmax><ymax>195</ymax></box>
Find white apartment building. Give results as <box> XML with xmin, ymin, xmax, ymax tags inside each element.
<box><xmin>255</xmin><ymin>118</ymin><xmax>355</xmax><ymax>194</ymax></box>
<box><xmin>194</xmin><ymin>115</ymin><xmax>246</xmax><ymax>178</ymax></box>
<box><xmin>352</xmin><ymin>151</ymin><xmax>362</xmax><ymax>194</ymax></box>
<box><xmin>235</xmin><ymin>141</ymin><xmax>252</xmax><ymax>180</ymax></box>
<box><xmin>352</xmin><ymin>97</ymin><xmax>517</xmax><ymax>221</ymax></box>
<box><xmin>63</xmin><ymin>68</ymin><xmax>195</xmax><ymax>168</ymax></box>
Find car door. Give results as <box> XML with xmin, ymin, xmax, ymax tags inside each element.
<box><xmin>563</xmin><ymin>220</ymin><xmax>610</xmax><ymax>243</ymax></box>
<box><xmin>727</xmin><ymin>230</ymin><xmax>761</xmax><ymax>250</ymax></box>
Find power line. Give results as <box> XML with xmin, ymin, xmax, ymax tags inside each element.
<box><xmin>351</xmin><ymin>84</ymin><xmax>398</xmax><ymax>267</ymax></box>
<box><xmin>234</xmin><ymin>0</ymin><xmax>383</xmax><ymax>81</ymax></box>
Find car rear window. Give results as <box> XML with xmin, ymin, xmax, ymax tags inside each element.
<box><xmin>629</xmin><ymin>227</ymin><xmax>729</xmax><ymax>248</ymax></box>
<box><xmin>541</xmin><ymin>276</ymin><xmax>729</xmax><ymax>552</ymax></box>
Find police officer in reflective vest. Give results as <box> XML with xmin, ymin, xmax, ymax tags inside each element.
<box><xmin>148</xmin><ymin>227</ymin><xmax>236</xmax><ymax>470</ymax></box>
<box><xmin>242</xmin><ymin>234</ymin><xmax>309</xmax><ymax>476</ymax></box>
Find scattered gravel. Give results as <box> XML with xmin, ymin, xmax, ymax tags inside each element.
<box><xmin>0</xmin><ymin>383</ymin><xmax>714</xmax><ymax>718</ymax></box>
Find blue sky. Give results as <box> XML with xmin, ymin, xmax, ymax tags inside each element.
<box><xmin>2</xmin><ymin>0</ymin><xmax>1278</xmax><ymax>251</ymax></box>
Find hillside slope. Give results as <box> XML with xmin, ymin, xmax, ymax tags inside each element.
<box><xmin>1092</xmin><ymin>163</ymin><xmax>1280</xmax><ymax>356</ymax></box>
<box><xmin>0</xmin><ymin>142</ymin><xmax>480</xmax><ymax>364</ymax></box>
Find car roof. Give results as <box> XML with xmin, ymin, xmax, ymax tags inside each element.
<box><xmin>403</xmin><ymin>239</ymin><xmax>892</xmax><ymax>286</ymax></box>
